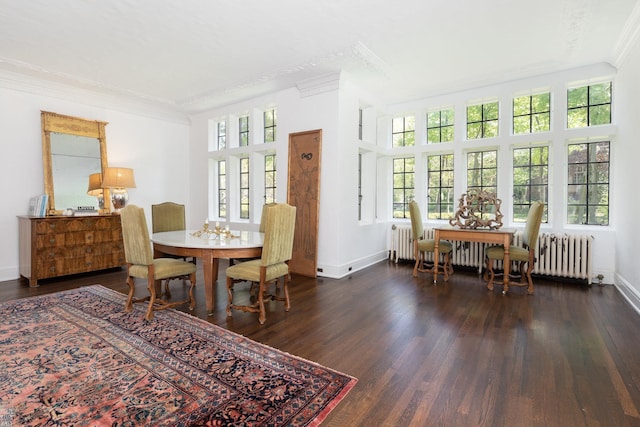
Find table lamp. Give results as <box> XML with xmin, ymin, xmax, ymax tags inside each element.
<box><xmin>101</xmin><ymin>167</ymin><xmax>136</xmax><ymax>211</ymax></box>
<box><xmin>87</xmin><ymin>172</ymin><xmax>105</xmax><ymax>209</ymax></box>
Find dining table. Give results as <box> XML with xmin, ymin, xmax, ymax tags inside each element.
<box><xmin>433</xmin><ymin>226</ymin><xmax>516</xmax><ymax>290</ymax></box>
<box><xmin>152</xmin><ymin>229</ymin><xmax>264</xmax><ymax>315</ymax></box>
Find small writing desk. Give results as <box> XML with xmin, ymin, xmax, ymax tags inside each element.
<box><xmin>152</xmin><ymin>230</ymin><xmax>264</xmax><ymax>315</ymax></box>
<box><xmin>433</xmin><ymin>227</ymin><xmax>515</xmax><ymax>289</ymax></box>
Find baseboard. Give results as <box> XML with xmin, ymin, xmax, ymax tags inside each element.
<box><xmin>614</xmin><ymin>273</ymin><xmax>640</xmax><ymax>315</ymax></box>
<box><xmin>316</xmin><ymin>251</ymin><xmax>388</xmax><ymax>279</ymax></box>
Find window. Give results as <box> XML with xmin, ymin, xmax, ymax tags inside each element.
<box><xmin>427</xmin><ymin>108</ymin><xmax>454</xmax><ymax>143</ymax></box>
<box><xmin>217</xmin><ymin>160</ymin><xmax>227</xmax><ymax>218</ymax></box>
<box><xmin>467</xmin><ymin>150</ymin><xmax>497</xmax><ymax>194</ymax></box>
<box><xmin>567</xmin><ymin>82</ymin><xmax>612</xmax><ymax>128</ymax></box>
<box><xmin>467</xmin><ymin>102</ymin><xmax>499</xmax><ymax>139</ymax></box>
<box><xmin>264</xmin><ymin>109</ymin><xmax>277</xmax><ymax>143</ymax></box>
<box><xmin>264</xmin><ymin>154</ymin><xmax>276</xmax><ymax>204</ymax></box>
<box><xmin>239</xmin><ymin>157</ymin><xmax>250</xmax><ymax>219</ymax></box>
<box><xmin>513</xmin><ymin>146</ymin><xmax>549</xmax><ymax>222</ymax></box>
<box><xmin>239</xmin><ymin>116</ymin><xmax>250</xmax><ymax>147</ymax></box>
<box><xmin>393</xmin><ymin>157</ymin><xmax>415</xmax><ymax>218</ymax></box>
<box><xmin>513</xmin><ymin>93</ymin><xmax>550</xmax><ymax>134</ymax></box>
<box><xmin>392</xmin><ymin>116</ymin><xmax>415</xmax><ymax>147</ymax></box>
<box><xmin>358</xmin><ymin>108</ymin><xmax>363</xmax><ymax>141</ymax></box>
<box><xmin>217</xmin><ymin>121</ymin><xmax>226</xmax><ymax>150</ymax></box>
<box><xmin>567</xmin><ymin>141</ymin><xmax>609</xmax><ymax>225</ymax></box>
<box><xmin>427</xmin><ymin>154</ymin><xmax>454</xmax><ymax>219</ymax></box>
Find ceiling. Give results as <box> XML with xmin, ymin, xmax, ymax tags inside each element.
<box><xmin>1</xmin><ymin>0</ymin><xmax>638</xmax><ymax>115</ymax></box>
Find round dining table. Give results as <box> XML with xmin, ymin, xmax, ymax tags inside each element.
<box><xmin>152</xmin><ymin>230</ymin><xmax>264</xmax><ymax>315</ymax></box>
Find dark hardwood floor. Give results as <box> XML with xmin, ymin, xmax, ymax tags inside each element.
<box><xmin>3</xmin><ymin>261</ymin><xmax>640</xmax><ymax>426</ymax></box>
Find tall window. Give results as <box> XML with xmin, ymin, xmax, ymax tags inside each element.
<box><xmin>393</xmin><ymin>157</ymin><xmax>415</xmax><ymax>218</ymax></box>
<box><xmin>427</xmin><ymin>154</ymin><xmax>454</xmax><ymax>219</ymax></box>
<box><xmin>358</xmin><ymin>108</ymin><xmax>363</xmax><ymax>140</ymax></box>
<box><xmin>467</xmin><ymin>150</ymin><xmax>497</xmax><ymax>194</ymax></box>
<box><xmin>392</xmin><ymin>116</ymin><xmax>415</xmax><ymax>147</ymax></box>
<box><xmin>513</xmin><ymin>93</ymin><xmax>550</xmax><ymax>134</ymax></box>
<box><xmin>427</xmin><ymin>108</ymin><xmax>454</xmax><ymax>143</ymax></box>
<box><xmin>513</xmin><ymin>146</ymin><xmax>549</xmax><ymax>222</ymax></box>
<box><xmin>239</xmin><ymin>116</ymin><xmax>250</xmax><ymax>147</ymax></box>
<box><xmin>217</xmin><ymin>160</ymin><xmax>227</xmax><ymax>218</ymax></box>
<box><xmin>264</xmin><ymin>109</ymin><xmax>277</xmax><ymax>143</ymax></box>
<box><xmin>467</xmin><ymin>101</ymin><xmax>499</xmax><ymax>139</ymax></box>
<box><xmin>239</xmin><ymin>157</ymin><xmax>250</xmax><ymax>219</ymax></box>
<box><xmin>567</xmin><ymin>82</ymin><xmax>612</xmax><ymax>128</ymax></box>
<box><xmin>567</xmin><ymin>141</ymin><xmax>610</xmax><ymax>225</ymax></box>
<box><xmin>264</xmin><ymin>154</ymin><xmax>276</xmax><ymax>204</ymax></box>
<box><xmin>217</xmin><ymin>121</ymin><xmax>226</xmax><ymax>150</ymax></box>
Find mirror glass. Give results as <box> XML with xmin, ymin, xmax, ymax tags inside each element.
<box><xmin>50</xmin><ymin>133</ymin><xmax>102</xmax><ymax>211</ymax></box>
<box><xmin>41</xmin><ymin>111</ymin><xmax>109</xmax><ymax>215</ymax></box>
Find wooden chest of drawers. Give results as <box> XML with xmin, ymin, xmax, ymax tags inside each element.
<box><xmin>18</xmin><ymin>215</ymin><xmax>125</xmax><ymax>287</ymax></box>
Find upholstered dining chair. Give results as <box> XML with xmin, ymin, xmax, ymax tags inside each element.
<box><xmin>151</xmin><ymin>201</ymin><xmax>195</xmax><ymax>296</ymax></box>
<box><xmin>409</xmin><ymin>200</ymin><xmax>454</xmax><ymax>280</ymax></box>
<box><xmin>226</xmin><ymin>203</ymin><xmax>296</xmax><ymax>324</ymax></box>
<box><xmin>120</xmin><ymin>204</ymin><xmax>197</xmax><ymax>320</ymax></box>
<box><xmin>485</xmin><ymin>201</ymin><xmax>545</xmax><ymax>295</ymax></box>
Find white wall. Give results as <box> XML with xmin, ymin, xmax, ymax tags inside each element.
<box><xmin>0</xmin><ymin>81</ymin><xmax>190</xmax><ymax>282</ymax></box>
<box><xmin>612</xmin><ymin>35</ymin><xmax>640</xmax><ymax>311</ymax></box>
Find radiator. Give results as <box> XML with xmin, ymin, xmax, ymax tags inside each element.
<box><xmin>390</xmin><ymin>226</ymin><xmax>593</xmax><ymax>284</ymax></box>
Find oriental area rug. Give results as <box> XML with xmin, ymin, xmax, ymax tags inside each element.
<box><xmin>0</xmin><ymin>285</ymin><xmax>356</xmax><ymax>426</ymax></box>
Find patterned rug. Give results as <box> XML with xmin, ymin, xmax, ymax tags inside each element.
<box><xmin>0</xmin><ymin>285</ymin><xmax>356</xmax><ymax>426</ymax></box>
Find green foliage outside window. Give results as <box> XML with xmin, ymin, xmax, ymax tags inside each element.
<box><xmin>240</xmin><ymin>157</ymin><xmax>250</xmax><ymax>219</ymax></box>
<box><xmin>467</xmin><ymin>150</ymin><xmax>497</xmax><ymax>194</ymax></box>
<box><xmin>264</xmin><ymin>109</ymin><xmax>276</xmax><ymax>143</ymax></box>
<box><xmin>393</xmin><ymin>158</ymin><xmax>415</xmax><ymax>218</ymax></box>
<box><xmin>427</xmin><ymin>109</ymin><xmax>454</xmax><ymax>143</ymax></box>
<box><xmin>218</xmin><ymin>160</ymin><xmax>227</xmax><ymax>218</ymax></box>
<box><xmin>467</xmin><ymin>102</ymin><xmax>499</xmax><ymax>139</ymax></box>
<box><xmin>513</xmin><ymin>146</ymin><xmax>549</xmax><ymax>222</ymax></box>
<box><xmin>392</xmin><ymin>116</ymin><xmax>415</xmax><ymax>147</ymax></box>
<box><xmin>513</xmin><ymin>93</ymin><xmax>550</xmax><ymax>134</ymax></box>
<box><xmin>567</xmin><ymin>141</ymin><xmax>609</xmax><ymax>225</ymax></box>
<box><xmin>239</xmin><ymin>116</ymin><xmax>250</xmax><ymax>146</ymax></box>
<box><xmin>427</xmin><ymin>154</ymin><xmax>454</xmax><ymax>219</ymax></box>
<box><xmin>567</xmin><ymin>82</ymin><xmax>611</xmax><ymax>128</ymax></box>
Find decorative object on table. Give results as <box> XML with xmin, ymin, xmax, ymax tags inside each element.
<box><xmin>191</xmin><ymin>219</ymin><xmax>239</xmax><ymax>239</ymax></box>
<box><xmin>409</xmin><ymin>200</ymin><xmax>454</xmax><ymax>280</ymax></box>
<box><xmin>101</xmin><ymin>166</ymin><xmax>136</xmax><ymax>211</ymax></box>
<box><xmin>226</xmin><ymin>203</ymin><xmax>296</xmax><ymax>324</ymax></box>
<box><xmin>449</xmin><ymin>189</ymin><xmax>503</xmax><ymax>229</ymax></box>
<box><xmin>28</xmin><ymin>194</ymin><xmax>48</xmax><ymax>217</ymax></box>
<box><xmin>485</xmin><ymin>201</ymin><xmax>545</xmax><ymax>294</ymax></box>
<box><xmin>86</xmin><ymin>172</ymin><xmax>105</xmax><ymax>209</ymax></box>
<box><xmin>120</xmin><ymin>204</ymin><xmax>196</xmax><ymax>320</ymax></box>
<box><xmin>0</xmin><ymin>285</ymin><xmax>357</xmax><ymax>426</ymax></box>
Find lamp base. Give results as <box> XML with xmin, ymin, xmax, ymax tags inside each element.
<box><xmin>111</xmin><ymin>189</ymin><xmax>129</xmax><ymax>212</ymax></box>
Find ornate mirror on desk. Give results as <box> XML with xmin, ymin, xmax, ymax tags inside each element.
<box><xmin>41</xmin><ymin>111</ymin><xmax>110</xmax><ymax>215</ymax></box>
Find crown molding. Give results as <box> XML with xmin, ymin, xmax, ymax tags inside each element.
<box><xmin>612</xmin><ymin>1</ymin><xmax>640</xmax><ymax>68</ymax></box>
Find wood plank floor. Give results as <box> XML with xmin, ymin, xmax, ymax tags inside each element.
<box><xmin>2</xmin><ymin>261</ymin><xmax>640</xmax><ymax>426</ymax></box>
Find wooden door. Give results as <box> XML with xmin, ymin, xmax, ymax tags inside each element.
<box><xmin>287</xmin><ymin>129</ymin><xmax>321</xmax><ymax>277</ymax></box>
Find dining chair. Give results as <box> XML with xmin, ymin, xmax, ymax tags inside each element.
<box><xmin>485</xmin><ymin>201</ymin><xmax>545</xmax><ymax>294</ymax></box>
<box><xmin>409</xmin><ymin>200</ymin><xmax>454</xmax><ymax>280</ymax></box>
<box><xmin>151</xmin><ymin>201</ymin><xmax>195</xmax><ymax>297</ymax></box>
<box><xmin>225</xmin><ymin>203</ymin><xmax>296</xmax><ymax>324</ymax></box>
<box><xmin>120</xmin><ymin>204</ymin><xmax>197</xmax><ymax>320</ymax></box>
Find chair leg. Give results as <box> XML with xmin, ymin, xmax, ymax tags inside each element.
<box><xmin>486</xmin><ymin>257</ymin><xmax>495</xmax><ymax>291</ymax></box>
<box><xmin>258</xmin><ymin>279</ymin><xmax>267</xmax><ymax>325</ymax></box>
<box><xmin>525</xmin><ymin>261</ymin><xmax>535</xmax><ymax>295</ymax></box>
<box><xmin>226</xmin><ymin>276</ymin><xmax>234</xmax><ymax>317</ymax></box>
<box><xmin>412</xmin><ymin>250</ymin><xmax>421</xmax><ymax>277</ymax></box>
<box><xmin>187</xmin><ymin>272</ymin><xmax>196</xmax><ymax>310</ymax></box>
<box><xmin>283</xmin><ymin>275</ymin><xmax>291</xmax><ymax>312</ymax></box>
<box><xmin>125</xmin><ymin>276</ymin><xmax>135</xmax><ymax>312</ymax></box>
<box><xmin>145</xmin><ymin>278</ymin><xmax>158</xmax><ymax>321</ymax></box>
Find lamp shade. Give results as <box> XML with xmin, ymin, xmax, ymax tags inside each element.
<box><xmin>87</xmin><ymin>172</ymin><xmax>103</xmax><ymax>196</ymax></box>
<box><xmin>101</xmin><ymin>167</ymin><xmax>136</xmax><ymax>189</ymax></box>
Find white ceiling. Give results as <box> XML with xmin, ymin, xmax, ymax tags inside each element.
<box><xmin>1</xmin><ymin>0</ymin><xmax>639</xmax><ymax>114</ymax></box>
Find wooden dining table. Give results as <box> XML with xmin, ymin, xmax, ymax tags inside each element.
<box><xmin>152</xmin><ymin>230</ymin><xmax>264</xmax><ymax>315</ymax></box>
<box><xmin>433</xmin><ymin>226</ymin><xmax>515</xmax><ymax>290</ymax></box>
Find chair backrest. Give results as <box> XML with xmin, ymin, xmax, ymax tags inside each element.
<box><xmin>408</xmin><ymin>200</ymin><xmax>424</xmax><ymax>240</ymax></box>
<box><xmin>120</xmin><ymin>204</ymin><xmax>154</xmax><ymax>266</ymax></box>
<box><xmin>258</xmin><ymin>202</ymin><xmax>277</xmax><ymax>233</ymax></box>
<box><xmin>523</xmin><ymin>201</ymin><xmax>545</xmax><ymax>249</ymax></box>
<box><xmin>261</xmin><ymin>203</ymin><xmax>297</xmax><ymax>266</ymax></box>
<box><xmin>151</xmin><ymin>202</ymin><xmax>186</xmax><ymax>233</ymax></box>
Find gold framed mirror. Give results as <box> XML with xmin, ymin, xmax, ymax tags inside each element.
<box><xmin>41</xmin><ymin>111</ymin><xmax>110</xmax><ymax>215</ymax></box>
